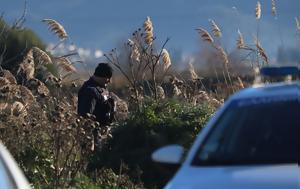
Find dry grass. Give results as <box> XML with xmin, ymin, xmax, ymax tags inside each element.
<box><xmin>129</xmin><ymin>40</ymin><xmax>140</xmax><ymax>62</ymax></box>
<box><xmin>271</xmin><ymin>0</ymin><xmax>277</xmax><ymax>17</ymax></box>
<box><xmin>209</xmin><ymin>19</ymin><xmax>222</xmax><ymax>38</ymax></box>
<box><xmin>32</xmin><ymin>47</ymin><xmax>52</xmax><ymax>65</ymax></box>
<box><xmin>295</xmin><ymin>17</ymin><xmax>300</xmax><ymax>33</ymax></box>
<box><xmin>217</xmin><ymin>46</ymin><xmax>229</xmax><ymax>66</ymax></box>
<box><xmin>256</xmin><ymin>1</ymin><xmax>261</xmax><ymax>20</ymax></box>
<box><xmin>195</xmin><ymin>28</ymin><xmax>214</xmax><ymax>43</ymax></box>
<box><xmin>17</xmin><ymin>49</ymin><xmax>35</xmax><ymax>80</ymax></box>
<box><xmin>161</xmin><ymin>49</ymin><xmax>171</xmax><ymax>71</ymax></box>
<box><xmin>4</xmin><ymin>4</ymin><xmax>296</xmax><ymax>187</ymax></box>
<box><xmin>237</xmin><ymin>76</ymin><xmax>245</xmax><ymax>89</ymax></box>
<box><xmin>254</xmin><ymin>37</ymin><xmax>268</xmax><ymax>64</ymax></box>
<box><xmin>42</xmin><ymin>19</ymin><xmax>68</xmax><ymax>40</ymax></box>
<box><xmin>188</xmin><ymin>62</ymin><xmax>199</xmax><ymax>80</ymax></box>
<box><xmin>143</xmin><ymin>16</ymin><xmax>154</xmax><ymax>45</ymax></box>
<box><xmin>236</xmin><ymin>30</ymin><xmax>246</xmax><ymax>49</ymax></box>
<box><xmin>55</xmin><ymin>57</ymin><xmax>77</xmax><ymax>73</ymax></box>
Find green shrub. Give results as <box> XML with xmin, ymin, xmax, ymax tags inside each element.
<box><xmin>90</xmin><ymin>99</ymin><xmax>216</xmax><ymax>188</ymax></box>
<box><xmin>0</xmin><ymin>18</ymin><xmax>45</xmax><ymax>70</ymax></box>
<box><xmin>73</xmin><ymin>169</ymin><xmax>142</xmax><ymax>189</ymax></box>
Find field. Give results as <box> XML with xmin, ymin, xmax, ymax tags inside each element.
<box><xmin>0</xmin><ymin>1</ymin><xmax>299</xmax><ymax>188</ymax></box>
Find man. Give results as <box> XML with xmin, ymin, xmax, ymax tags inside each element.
<box><xmin>78</xmin><ymin>63</ymin><xmax>115</xmax><ymax>151</ymax></box>
<box><xmin>77</xmin><ymin>63</ymin><xmax>115</xmax><ymax>125</ymax></box>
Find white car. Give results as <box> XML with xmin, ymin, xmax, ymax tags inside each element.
<box><xmin>0</xmin><ymin>142</ymin><xmax>31</xmax><ymax>189</ymax></box>
<box><xmin>152</xmin><ymin>80</ymin><xmax>300</xmax><ymax>189</ymax></box>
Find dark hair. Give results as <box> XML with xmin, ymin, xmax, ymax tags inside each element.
<box><xmin>94</xmin><ymin>63</ymin><xmax>113</xmax><ymax>78</ymax></box>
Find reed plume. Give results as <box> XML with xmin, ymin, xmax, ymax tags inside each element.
<box><xmin>195</xmin><ymin>28</ymin><xmax>214</xmax><ymax>43</ymax></box>
<box><xmin>127</xmin><ymin>39</ymin><xmax>135</xmax><ymax>47</ymax></box>
<box><xmin>56</xmin><ymin>57</ymin><xmax>77</xmax><ymax>73</ymax></box>
<box><xmin>188</xmin><ymin>62</ymin><xmax>199</xmax><ymax>80</ymax></box>
<box><xmin>143</xmin><ymin>16</ymin><xmax>154</xmax><ymax>45</ymax></box>
<box><xmin>17</xmin><ymin>49</ymin><xmax>35</xmax><ymax>80</ymax></box>
<box><xmin>161</xmin><ymin>49</ymin><xmax>171</xmax><ymax>71</ymax></box>
<box><xmin>144</xmin><ymin>31</ymin><xmax>154</xmax><ymax>45</ymax></box>
<box><xmin>42</xmin><ymin>19</ymin><xmax>68</xmax><ymax>40</ymax></box>
<box><xmin>271</xmin><ymin>0</ymin><xmax>276</xmax><ymax>17</ymax></box>
<box><xmin>143</xmin><ymin>16</ymin><xmax>153</xmax><ymax>32</ymax></box>
<box><xmin>255</xmin><ymin>1</ymin><xmax>261</xmax><ymax>20</ymax></box>
<box><xmin>209</xmin><ymin>19</ymin><xmax>222</xmax><ymax>38</ymax></box>
<box><xmin>295</xmin><ymin>17</ymin><xmax>300</xmax><ymax>32</ymax></box>
<box><xmin>32</xmin><ymin>47</ymin><xmax>52</xmax><ymax>65</ymax></box>
<box><xmin>236</xmin><ymin>30</ymin><xmax>245</xmax><ymax>49</ymax></box>
<box><xmin>130</xmin><ymin>44</ymin><xmax>140</xmax><ymax>62</ymax></box>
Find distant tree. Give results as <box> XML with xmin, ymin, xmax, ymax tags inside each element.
<box><xmin>0</xmin><ymin>18</ymin><xmax>45</xmax><ymax>71</ymax></box>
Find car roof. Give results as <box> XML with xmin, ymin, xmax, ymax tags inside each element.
<box><xmin>0</xmin><ymin>142</ymin><xmax>31</xmax><ymax>189</ymax></box>
<box><xmin>230</xmin><ymin>82</ymin><xmax>300</xmax><ymax>100</ymax></box>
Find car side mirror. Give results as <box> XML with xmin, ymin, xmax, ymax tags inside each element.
<box><xmin>151</xmin><ymin>145</ymin><xmax>184</xmax><ymax>164</ymax></box>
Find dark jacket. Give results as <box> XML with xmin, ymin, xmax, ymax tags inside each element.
<box><xmin>77</xmin><ymin>78</ymin><xmax>114</xmax><ymax>125</ymax></box>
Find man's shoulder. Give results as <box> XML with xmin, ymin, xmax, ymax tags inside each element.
<box><xmin>80</xmin><ymin>85</ymin><xmax>107</xmax><ymax>99</ymax></box>
<box><xmin>81</xmin><ymin>86</ymin><xmax>101</xmax><ymax>94</ymax></box>
<box><xmin>78</xmin><ymin>78</ymin><xmax>107</xmax><ymax>96</ymax></box>
<box><xmin>80</xmin><ymin>79</ymin><xmax>96</xmax><ymax>91</ymax></box>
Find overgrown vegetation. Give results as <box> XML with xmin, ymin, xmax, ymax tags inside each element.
<box><xmin>0</xmin><ymin>18</ymin><xmax>45</xmax><ymax>71</ymax></box>
<box><xmin>90</xmin><ymin>99</ymin><xmax>215</xmax><ymax>188</ymax></box>
<box><xmin>0</xmin><ymin>0</ymin><xmax>298</xmax><ymax>188</ymax></box>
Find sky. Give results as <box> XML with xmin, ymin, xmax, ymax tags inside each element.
<box><xmin>1</xmin><ymin>0</ymin><xmax>300</xmax><ymax>65</ymax></box>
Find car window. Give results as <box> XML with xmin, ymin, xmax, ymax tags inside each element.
<box><xmin>192</xmin><ymin>98</ymin><xmax>300</xmax><ymax>166</ymax></box>
<box><xmin>0</xmin><ymin>157</ymin><xmax>16</xmax><ymax>189</ymax></box>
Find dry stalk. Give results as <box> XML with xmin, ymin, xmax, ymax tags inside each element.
<box><xmin>217</xmin><ymin>46</ymin><xmax>234</xmax><ymax>92</ymax></box>
<box><xmin>104</xmin><ymin>52</ymin><xmax>135</xmax><ymax>89</ymax></box>
<box><xmin>237</xmin><ymin>76</ymin><xmax>245</xmax><ymax>89</ymax></box>
<box><xmin>254</xmin><ymin>37</ymin><xmax>268</xmax><ymax>65</ymax></box>
<box><xmin>149</xmin><ymin>38</ymin><xmax>169</xmax><ymax>100</ymax></box>
<box><xmin>295</xmin><ymin>17</ymin><xmax>300</xmax><ymax>33</ymax></box>
<box><xmin>188</xmin><ymin>62</ymin><xmax>199</xmax><ymax>80</ymax></box>
<box><xmin>217</xmin><ymin>46</ymin><xmax>229</xmax><ymax>66</ymax></box>
<box><xmin>12</xmin><ymin>0</ymin><xmax>27</xmax><ymax>29</ymax></box>
<box><xmin>196</xmin><ymin>26</ymin><xmax>224</xmax><ymax>94</ymax></box>
<box><xmin>271</xmin><ymin>0</ymin><xmax>277</xmax><ymax>17</ymax></box>
<box><xmin>255</xmin><ymin>1</ymin><xmax>261</xmax><ymax>67</ymax></box>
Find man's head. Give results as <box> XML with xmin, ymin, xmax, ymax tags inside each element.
<box><xmin>93</xmin><ymin>63</ymin><xmax>113</xmax><ymax>87</ymax></box>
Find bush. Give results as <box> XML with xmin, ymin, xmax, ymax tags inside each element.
<box><xmin>73</xmin><ymin>169</ymin><xmax>142</xmax><ymax>189</ymax></box>
<box><xmin>0</xmin><ymin>18</ymin><xmax>45</xmax><ymax>71</ymax></box>
<box><xmin>89</xmin><ymin>99</ymin><xmax>216</xmax><ymax>188</ymax></box>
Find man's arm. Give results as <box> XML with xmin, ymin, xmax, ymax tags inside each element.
<box><xmin>78</xmin><ymin>87</ymin><xmax>99</xmax><ymax>116</ymax></box>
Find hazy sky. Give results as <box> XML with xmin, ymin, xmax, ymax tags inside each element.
<box><xmin>1</xmin><ymin>0</ymin><xmax>300</xmax><ymax>63</ymax></box>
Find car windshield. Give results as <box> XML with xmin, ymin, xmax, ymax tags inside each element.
<box><xmin>192</xmin><ymin>98</ymin><xmax>300</xmax><ymax>166</ymax></box>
